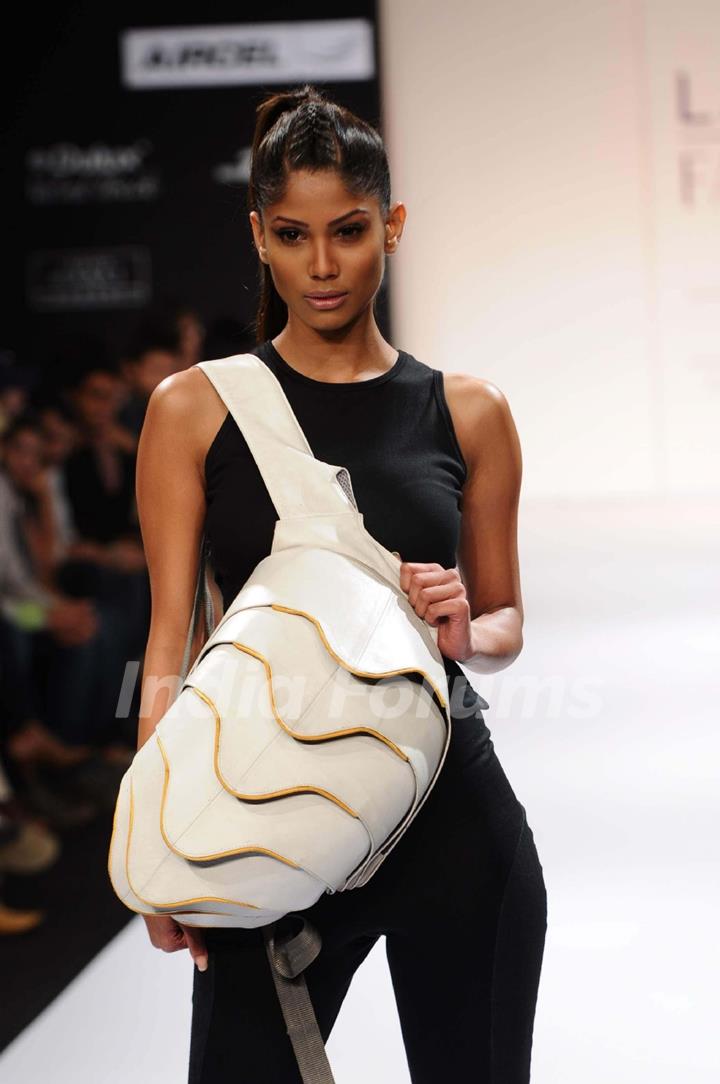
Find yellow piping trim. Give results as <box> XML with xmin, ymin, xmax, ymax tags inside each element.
<box><xmin>185</xmin><ymin>688</ymin><xmax>361</xmax><ymax>818</ymax></box>
<box><xmin>156</xmin><ymin>727</ymin><xmax>357</xmax><ymax>862</ymax></box>
<box><xmin>226</xmin><ymin>639</ymin><xmax>411</xmax><ymax>760</ymax></box>
<box><xmin>109</xmin><ymin>595</ymin><xmax>449</xmax><ymax>914</ymax></box>
<box><xmin>109</xmin><ymin>897</ymin><xmax>238</xmax><ymax>921</ymax></box>
<box><xmin>269</xmin><ymin>602</ymin><xmax>448</xmax><ymax>711</ymax></box>
<box><xmin>168</xmin><ymin>907</ymin><xmax>240</xmax><ymax>918</ymax></box>
<box><xmin>170</xmin><ymin>919</ymin><xmax>231</xmax><ymax>927</ymax></box>
<box><xmin>124</xmin><ymin>773</ymin><xmax>263</xmax><ymax>910</ymax></box>
<box><xmin>107</xmin><ymin>772</ymin><xmax>122</xmax><ymax>884</ymax></box>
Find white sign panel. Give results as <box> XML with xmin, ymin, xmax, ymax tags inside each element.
<box><xmin>120</xmin><ymin>19</ymin><xmax>375</xmax><ymax>89</ymax></box>
<box><xmin>26</xmin><ymin>247</ymin><xmax>152</xmax><ymax>310</ymax></box>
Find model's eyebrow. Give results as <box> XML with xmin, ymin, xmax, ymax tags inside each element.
<box><xmin>271</xmin><ymin>209</ymin><xmax>370</xmax><ymax>228</ymax></box>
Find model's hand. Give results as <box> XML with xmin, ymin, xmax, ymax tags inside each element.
<box><xmin>398</xmin><ymin>560</ymin><xmax>473</xmax><ymax>663</ymax></box>
<box><xmin>142</xmin><ymin>914</ymin><xmax>208</xmax><ymax>971</ymax></box>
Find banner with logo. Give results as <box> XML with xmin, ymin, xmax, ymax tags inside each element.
<box><xmin>5</xmin><ymin>4</ymin><xmax>383</xmax><ymax>368</ymax></box>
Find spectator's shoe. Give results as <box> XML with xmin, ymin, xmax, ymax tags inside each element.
<box><xmin>51</xmin><ymin>756</ymin><xmax>125</xmax><ymax>814</ymax></box>
<box><xmin>7</xmin><ymin>720</ymin><xmax>94</xmax><ymax>769</ymax></box>
<box><xmin>0</xmin><ymin>820</ymin><xmax>61</xmax><ymax>874</ymax></box>
<box><xmin>0</xmin><ymin>900</ymin><xmax>46</xmax><ymax>935</ymax></box>
<box><xmin>16</xmin><ymin>765</ymin><xmax>100</xmax><ymax>830</ymax></box>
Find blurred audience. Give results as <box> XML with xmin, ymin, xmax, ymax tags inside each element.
<box><xmin>0</xmin><ymin>413</ymin><xmax>103</xmax><ymax>777</ymax></box>
<box><xmin>0</xmin><ymin>410</ymin><xmax>99</xmax><ymax>934</ymax></box>
<box><xmin>63</xmin><ymin>358</ymin><xmax>140</xmax><ymax>545</ymax></box>
<box><xmin>1</xmin><ymin>755</ymin><xmax>60</xmax><ymax>934</ymax></box>
<box><xmin>35</xmin><ymin>396</ymin><xmax>82</xmax><ymax>562</ymax></box>
<box><xmin>0</xmin><ymin>304</ymin><xmax>213</xmax><ymax>937</ymax></box>
<box><xmin>174</xmin><ymin>302</ymin><xmax>205</xmax><ymax>371</ymax></box>
<box><xmin>118</xmin><ymin>331</ymin><xmax>180</xmax><ymax>440</ymax></box>
<box><xmin>0</xmin><ymin>352</ymin><xmax>39</xmax><ymax>437</ymax></box>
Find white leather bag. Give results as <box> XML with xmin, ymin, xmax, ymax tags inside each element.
<box><xmin>107</xmin><ymin>353</ymin><xmax>452</xmax><ymax>1081</ymax></box>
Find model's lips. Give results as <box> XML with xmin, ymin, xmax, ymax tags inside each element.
<box><xmin>304</xmin><ymin>291</ymin><xmax>348</xmax><ymax>310</ymax></box>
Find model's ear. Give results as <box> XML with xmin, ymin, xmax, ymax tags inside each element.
<box><xmin>249</xmin><ymin>211</ymin><xmax>268</xmax><ymax>263</ymax></box>
<box><xmin>384</xmin><ymin>201</ymin><xmax>406</xmax><ymax>254</ymax></box>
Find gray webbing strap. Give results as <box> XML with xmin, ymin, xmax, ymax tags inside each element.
<box><xmin>263</xmin><ymin>915</ymin><xmax>336</xmax><ymax>1083</ymax></box>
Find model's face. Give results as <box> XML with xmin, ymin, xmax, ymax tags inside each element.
<box><xmin>249</xmin><ymin>168</ymin><xmax>405</xmax><ymax>332</ymax></box>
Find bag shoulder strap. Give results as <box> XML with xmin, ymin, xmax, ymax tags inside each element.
<box><xmin>189</xmin><ymin>355</ymin><xmax>343</xmax><ymax>1080</ymax></box>
<box><xmin>176</xmin><ymin>352</ymin><xmax>359</xmax><ymax>693</ymax></box>
<box><xmin>196</xmin><ymin>354</ymin><xmax>354</xmax><ymax>521</ymax></box>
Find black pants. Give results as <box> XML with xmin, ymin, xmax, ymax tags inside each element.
<box><xmin>188</xmin><ymin>687</ymin><xmax>548</xmax><ymax>1083</ymax></box>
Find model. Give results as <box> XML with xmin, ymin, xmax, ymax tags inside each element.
<box><xmin>135</xmin><ymin>83</ymin><xmax>548</xmax><ymax>1083</ymax></box>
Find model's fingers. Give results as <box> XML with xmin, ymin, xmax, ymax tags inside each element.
<box><xmin>181</xmin><ymin>925</ymin><xmax>208</xmax><ymax>971</ymax></box>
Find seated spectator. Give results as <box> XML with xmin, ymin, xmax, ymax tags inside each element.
<box><xmin>34</xmin><ymin>396</ymin><xmax>81</xmax><ymax>564</ymax></box>
<box><xmin>0</xmin><ymin>352</ymin><xmax>39</xmax><ymax>437</ymax></box>
<box><xmin>54</xmin><ymin>358</ymin><xmax>150</xmax><ymax>751</ymax></box>
<box><xmin>62</xmin><ymin>359</ymin><xmax>141</xmax><ymax>546</ymax></box>
<box><xmin>126</xmin><ymin>296</ymin><xmax>205</xmax><ymax>375</ymax></box>
<box><xmin>118</xmin><ymin>333</ymin><xmax>179</xmax><ymax>439</ymax></box>
<box><xmin>0</xmin><ymin>405</ymin><xmax>143</xmax><ymax>760</ymax></box>
<box><xmin>0</xmin><ymin>413</ymin><xmax>100</xmax><ymax>802</ymax></box>
<box><xmin>173</xmin><ymin>301</ymin><xmax>205</xmax><ymax>371</ymax></box>
<box><xmin>0</xmin><ymin>413</ymin><xmax>97</xmax><ymax>652</ymax></box>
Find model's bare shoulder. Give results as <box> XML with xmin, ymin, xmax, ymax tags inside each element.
<box><xmin>147</xmin><ymin>365</ymin><xmax>216</xmax><ymax>424</ymax></box>
<box><xmin>441</xmin><ymin>371</ymin><xmax>515</xmax><ymax>474</ymax></box>
<box><xmin>143</xmin><ymin>366</ymin><xmax>228</xmax><ymax>475</ymax></box>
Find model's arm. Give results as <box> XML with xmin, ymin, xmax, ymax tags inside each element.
<box><xmin>135</xmin><ymin>370</ymin><xmax>211</xmax><ymax>751</ymax></box>
<box><xmin>454</xmin><ymin>375</ymin><xmax>524</xmax><ymax>674</ymax></box>
<box><xmin>134</xmin><ymin>367</ymin><xmax>213</xmax><ymax>970</ymax></box>
<box><xmin>397</xmin><ymin>373</ymin><xmax>524</xmax><ymax>676</ymax></box>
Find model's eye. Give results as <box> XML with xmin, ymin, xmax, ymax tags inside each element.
<box><xmin>274</xmin><ymin>223</ymin><xmax>367</xmax><ymax>245</ymax></box>
<box><xmin>275</xmin><ymin>228</ymin><xmax>303</xmax><ymax>244</ymax></box>
<box><xmin>337</xmin><ymin>223</ymin><xmax>366</xmax><ymax>239</ymax></box>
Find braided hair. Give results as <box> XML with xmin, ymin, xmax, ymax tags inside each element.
<box><xmin>247</xmin><ymin>84</ymin><xmax>391</xmax><ymax>342</ymax></box>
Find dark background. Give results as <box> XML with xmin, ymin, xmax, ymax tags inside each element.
<box><xmin>1</xmin><ymin>2</ymin><xmax>387</xmax><ymax>373</ymax></box>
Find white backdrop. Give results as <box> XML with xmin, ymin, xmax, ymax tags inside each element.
<box><xmin>378</xmin><ymin>0</ymin><xmax>720</xmax><ymax>498</ymax></box>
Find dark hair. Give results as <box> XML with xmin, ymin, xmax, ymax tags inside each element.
<box><xmin>0</xmin><ymin>355</ymin><xmax>39</xmax><ymax>394</ymax></box>
<box><xmin>248</xmin><ymin>83</ymin><xmax>391</xmax><ymax>343</ymax></box>
<box><xmin>29</xmin><ymin>390</ymin><xmax>77</xmax><ymax>426</ymax></box>
<box><xmin>52</xmin><ymin>334</ymin><xmax>119</xmax><ymax>392</ymax></box>
<box><xmin>1</xmin><ymin>409</ymin><xmax>43</xmax><ymax>445</ymax></box>
<box><xmin>124</xmin><ymin>296</ymin><xmax>200</xmax><ymax>361</ymax></box>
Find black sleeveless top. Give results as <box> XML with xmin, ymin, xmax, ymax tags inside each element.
<box><xmin>203</xmin><ymin>339</ymin><xmax>491</xmax><ymax>750</ymax></box>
